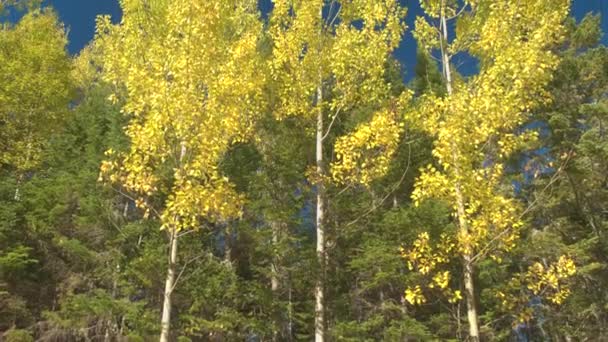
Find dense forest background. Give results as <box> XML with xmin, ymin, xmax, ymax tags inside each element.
<box><xmin>1</xmin><ymin>0</ymin><xmax>607</xmax><ymax>341</ymax></box>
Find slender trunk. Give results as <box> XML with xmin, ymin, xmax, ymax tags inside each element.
<box><xmin>456</xmin><ymin>300</ymin><xmax>462</xmax><ymax>340</ymax></box>
<box><xmin>119</xmin><ymin>316</ymin><xmax>125</xmax><ymax>336</ymax></box>
<box><xmin>14</xmin><ymin>175</ymin><xmax>21</xmax><ymax>201</ymax></box>
<box><xmin>440</xmin><ymin>4</ymin><xmax>479</xmax><ymax>340</ymax></box>
<box><xmin>463</xmin><ymin>253</ymin><xmax>479</xmax><ymax>341</ymax></box>
<box><xmin>314</xmin><ymin>79</ymin><xmax>326</xmax><ymax>342</ymax></box>
<box><xmin>160</xmin><ymin>228</ymin><xmax>178</xmax><ymax>342</ymax></box>
<box><xmin>454</xmin><ymin>172</ymin><xmax>479</xmax><ymax>341</ymax></box>
<box><xmin>224</xmin><ymin>224</ymin><xmax>232</xmax><ymax>265</ymax></box>
<box><xmin>271</xmin><ymin>221</ymin><xmax>280</xmax><ymax>293</ymax></box>
<box><xmin>288</xmin><ymin>281</ymin><xmax>294</xmax><ymax>341</ymax></box>
<box><xmin>160</xmin><ymin>143</ymin><xmax>186</xmax><ymax>342</ymax></box>
<box><xmin>440</xmin><ymin>11</ymin><xmax>453</xmax><ymax>95</ymax></box>
<box><xmin>270</xmin><ymin>220</ymin><xmax>281</xmax><ymax>341</ymax></box>
<box><xmin>105</xmin><ymin>264</ymin><xmax>120</xmax><ymax>342</ymax></box>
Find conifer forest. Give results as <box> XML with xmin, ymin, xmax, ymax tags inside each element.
<box><xmin>2</xmin><ymin>0</ymin><xmax>608</xmax><ymax>341</ymax></box>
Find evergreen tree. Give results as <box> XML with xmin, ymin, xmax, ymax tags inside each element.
<box><xmin>511</xmin><ymin>13</ymin><xmax>608</xmax><ymax>340</ymax></box>
<box><xmin>1</xmin><ymin>2</ymin><xmax>607</xmax><ymax>341</ymax></box>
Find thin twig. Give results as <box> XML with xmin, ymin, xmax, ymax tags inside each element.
<box><xmin>471</xmin><ymin>149</ymin><xmax>574</xmax><ymax>264</ymax></box>
<box><xmin>447</xmin><ymin>3</ymin><xmax>468</xmax><ymax>21</ymax></box>
<box><xmin>171</xmin><ymin>253</ymin><xmax>208</xmax><ymax>293</ymax></box>
<box><xmin>111</xmin><ymin>186</ymin><xmax>162</xmax><ymax>219</ymax></box>
<box><xmin>332</xmin><ymin>183</ymin><xmax>353</xmax><ymax>199</ymax></box>
<box><xmin>322</xmin><ymin>106</ymin><xmax>343</xmax><ymax>141</ymax></box>
<box><xmin>345</xmin><ymin>142</ymin><xmax>412</xmax><ymax>227</ymax></box>
<box><xmin>327</xmin><ymin>1</ymin><xmax>341</xmax><ymax>29</ymax></box>
<box><xmin>177</xmin><ymin>229</ymin><xmax>196</xmax><ymax>238</ymax></box>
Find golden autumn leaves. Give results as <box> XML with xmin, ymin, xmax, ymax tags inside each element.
<box><xmin>96</xmin><ymin>2</ymin><xmax>411</xmax><ymax>338</ymax></box>
<box><xmin>399</xmin><ymin>0</ymin><xmax>577</xmax><ymax>324</ymax></box>
<box><xmin>96</xmin><ymin>0</ymin><xmax>265</xmax><ymax>231</ymax></box>
<box><xmin>96</xmin><ymin>0</ymin><xmax>414</xmax><ymax>232</ymax></box>
<box><xmin>0</xmin><ymin>9</ymin><xmax>73</xmax><ymax>172</ymax></box>
<box><xmin>331</xmin><ymin>92</ymin><xmax>412</xmax><ymax>186</ymax></box>
<box><xmin>400</xmin><ymin>232</ymin><xmax>463</xmax><ymax>305</ymax></box>
<box><xmin>95</xmin><ymin>0</ymin><xmax>577</xmax><ymax>332</ymax></box>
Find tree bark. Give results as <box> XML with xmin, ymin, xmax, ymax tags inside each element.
<box><xmin>463</xmin><ymin>253</ymin><xmax>479</xmax><ymax>341</ymax></box>
<box><xmin>270</xmin><ymin>220</ymin><xmax>282</xmax><ymax>341</ymax></box>
<box><xmin>454</xmin><ymin>169</ymin><xmax>479</xmax><ymax>341</ymax></box>
<box><xmin>271</xmin><ymin>221</ymin><xmax>281</xmax><ymax>293</ymax></box>
<box><xmin>160</xmin><ymin>228</ymin><xmax>178</xmax><ymax>342</ymax></box>
<box><xmin>440</xmin><ymin>4</ymin><xmax>479</xmax><ymax>340</ymax></box>
<box><xmin>160</xmin><ymin>142</ymin><xmax>186</xmax><ymax>342</ymax></box>
<box><xmin>14</xmin><ymin>175</ymin><xmax>21</xmax><ymax>201</ymax></box>
<box><xmin>288</xmin><ymin>281</ymin><xmax>294</xmax><ymax>341</ymax></box>
<box><xmin>314</xmin><ymin>80</ymin><xmax>326</xmax><ymax>342</ymax></box>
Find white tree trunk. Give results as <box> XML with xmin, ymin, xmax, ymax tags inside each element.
<box><xmin>463</xmin><ymin>247</ymin><xmax>480</xmax><ymax>341</ymax></box>
<box><xmin>314</xmin><ymin>81</ymin><xmax>325</xmax><ymax>342</ymax></box>
<box><xmin>271</xmin><ymin>220</ymin><xmax>285</xmax><ymax>341</ymax></box>
<box><xmin>271</xmin><ymin>221</ymin><xmax>280</xmax><ymax>293</ymax></box>
<box><xmin>160</xmin><ymin>228</ymin><xmax>178</xmax><ymax>342</ymax></box>
<box><xmin>440</xmin><ymin>5</ymin><xmax>479</xmax><ymax>340</ymax></box>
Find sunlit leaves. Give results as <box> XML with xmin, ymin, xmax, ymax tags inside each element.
<box><xmin>97</xmin><ymin>0</ymin><xmax>264</xmax><ymax>231</ymax></box>
<box><xmin>400</xmin><ymin>232</ymin><xmax>461</xmax><ymax>304</ymax></box>
<box><xmin>269</xmin><ymin>0</ymin><xmax>407</xmax><ymax>121</ymax></box>
<box><xmin>496</xmin><ymin>256</ymin><xmax>576</xmax><ymax>323</ymax></box>
<box><xmin>403</xmin><ymin>0</ymin><xmax>571</xmax><ymax>308</ymax></box>
<box><xmin>407</xmin><ymin>0</ymin><xmax>569</xmax><ymax>259</ymax></box>
<box><xmin>331</xmin><ymin>108</ymin><xmax>404</xmax><ymax>186</ymax></box>
<box><xmin>0</xmin><ymin>9</ymin><xmax>73</xmax><ymax>171</ymax></box>
<box><xmin>412</xmin><ymin>16</ymin><xmax>439</xmax><ymax>51</ymax></box>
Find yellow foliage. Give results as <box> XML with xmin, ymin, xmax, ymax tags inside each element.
<box><xmin>408</xmin><ymin>0</ymin><xmax>569</xmax><ymax>259</ymax></box>
<box><xmin>270</xmin><ymin>0</ymin><xmax>407</xmax><ymax>120</ymax></box>
<box><xmin>97</xmin><ymin>0</ymin><xmax>265</xmax><ymax>230</ymax></box>
<box><xmin>402</xmin><ymin>0</ymin><xmax>569</xmax><ymax>308</ymax></box>
<box><xmin>331</xmin><ymin>107</ymin><xmax>406</xmax><ymax>186</ymax></box>
<box><xmin>525</xmin><ymin>256</ymin><xmax>576</xmax><ymax>304</ymax></box>
<box><xmin>497</xmin><ymin>256</ymin><xmax>576</xmax><ymax>322</ymax></box>
<box><xmin>401</xmin><ymin>233</ymin><xmax>461</xmax><ymax>305</ymax></box>
<box><xmin>269</xmin><ymin>0</ymin><xmax>409</xmax><ymax>189</ymax></box>
<box><xmin>0</xmin><ymin>9</ymin><xmax>73</xmax><ymax>171</ymax></box>
<box><xmin>432</xmin><ymin>271</ymin><xmax>450</xmax><ymax>289</ymax></box>
<box><xmin>405</xmin><ymin>285</ymin><xmax>426</xmax><ymax>305</ymax></box>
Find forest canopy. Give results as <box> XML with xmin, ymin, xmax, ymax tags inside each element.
<box><xmin>1</xmin><ymin>1</ymin><xmax>607</xmax><ymax>341</ymax></box>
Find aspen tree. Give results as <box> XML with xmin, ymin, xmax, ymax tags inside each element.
<box><xmin>0</xmin><ymin>9</ymin><xmax>72</xmax><ymax>197</ymax></box>
<box><xmin>268</xmin><ymin>1</ymin><xmax>407</xmax><ymax>339</ymax></box>
<box><xmin>96</xmin><ymin>1</ymin><xmax>264</xmax><ymax>340</ymax></box>
<box><xmin>400</xmin><ymin>1</ymin><xmax>571</xmax><ymax>340</ymax></box>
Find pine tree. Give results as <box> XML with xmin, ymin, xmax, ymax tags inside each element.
<box><xmin>514</xmin><ymin>14</ymin><xmax>608</xmax><ymax>340</ymax></box>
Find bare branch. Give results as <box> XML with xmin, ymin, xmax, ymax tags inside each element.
<box><xmin>321</xmin><ymin>106</ymin><xmax>343</xmax><ymax>141</ymax></box>
<box><xmin>171</xmin><ymin>253</ymin><xmax>209</xmax><ymax>293</ymax></box>
<box><xmin>470</xmin><ymin>149</ymin><xmax>574</xmax><ymax>264</ymax></box>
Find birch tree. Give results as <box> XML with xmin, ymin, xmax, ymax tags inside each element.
<box><xmin>400</xmin><ymin>0</ymin><xmax>571</xmax><ymax>340</ymax></box>
<box><xmin>0</xmin><ymin>9</ymin><xmax>72</xmax><ymax>178</ymax></box>
<box><xmin>268</xmin><ymin>1</ymin><xmax>408</xmax><ymax>339</ymax></box>
<box><xmin>96</xmin><ymin>1</ymin><xmax>264</xmax><ymax>340</ymax></box>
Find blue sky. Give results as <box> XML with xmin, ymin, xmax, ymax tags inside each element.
<box><xmin>45</xmin><ymin>0</ymin><xmax>607</xmax><ymax>81</ymax></box>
